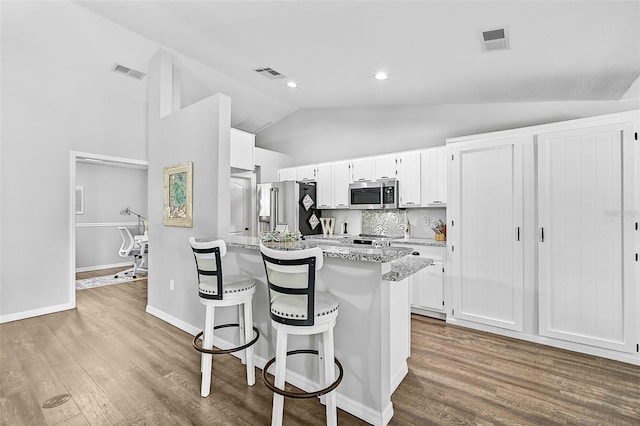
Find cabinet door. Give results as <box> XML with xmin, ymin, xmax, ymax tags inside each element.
<box><xmin>316</xmin><ymin>163</ymin><xmax>334</xmax><ymax>208</ymax></box>
<box><xmin>351</xmin><ymin>158</ymin><xmax>375</xmax><ymax>182</ymax></box>
<box><xmin>277</xmin><ymin>167</ymin><xmax>296</xmax><ymax>181</ymax></box>
<box><xmin>411</xmin><ymin>261</ymin><xmax>444</xmax><ymax>311</ymax></box>
<box><xmin>421</xmin><ymin>147</ymin><xmax>447</xmax><ymax>205</ymax></box>
<box><xmin>449</xmin><ymin>137</ymin><xmax>524</xmax><ymax>331</ymax></box>
<box><xmin>296</xmin><ymin>165</ymin><xmax>317</xmax><ymax>181</ymax></box>
<box><xmin>333</xmin><ymin>161</ymin><xmax>351</xmax><ymax>208</ymax></box>
<box><xmin>230</xmin><ymin>128</ymin><xmax>255</xmax><ymax>171</ymax></box>
<box><xmin>538</xmin><ymin>123</ymin><xmax>636</xmax><ymax>352</ymax></box>
<box><xmin>396</xmin><ymin>152</ymin><xmax>421</xmax><ymax>207</ymax></box>
<box><xmin>375</xmin><ymin>154</ymin><xmax>397</xmax><ymax>180</ymax></box>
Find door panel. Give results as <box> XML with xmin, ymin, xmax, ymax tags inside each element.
<box><xmin>538</xmin><ymin>123</ymin><xmax>636</xmax><ymax>352</ymax></box>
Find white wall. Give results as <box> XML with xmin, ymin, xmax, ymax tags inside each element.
<box><xmin>0</xmin><ymin>2</ymin><xmax>154</xmax><ymax>321</ymax></box>
<box><xmin>254</xmin><ymin>147</ymin><xmax>290</xmax><ymax>183</ymax></box>
<box><xmin>145</xmin><ymin>49</ymin><xmax>231</xmax><ymax>331</ymax></box>
<box><xmin>256</xmin><ymin>99</ymin><xmax>640</xmax><ymax>165</ymax></box>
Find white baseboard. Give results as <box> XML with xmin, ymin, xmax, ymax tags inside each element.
<box><xmin>0</xmin><ymin>302</ymin><xmax>75</xmax><ymax>324</ymax></box>
<box><xmin>76</xmin><ymin>262</ymin><xmax>131</xmax><ymax>273</ymax></box>
<box><xmin>146</xmin><ymin>304</ymin><xmax>394</xmax><ymax>425</ymax></box>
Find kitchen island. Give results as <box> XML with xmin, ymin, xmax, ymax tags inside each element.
<box><xmin>206</xmin><ymin>235</ymin><xmax>431</xmax><ymax>425</ymax></box>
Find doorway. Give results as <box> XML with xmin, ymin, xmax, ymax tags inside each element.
<box><xmin>230</xmin><ymin>172</ymin><xmax>256</xmax><ymax>237</ymax></box>
<box><xmin>70</xmin><ymin>151</ymin><xmax>148</xmax><ymax>308</ymax></box>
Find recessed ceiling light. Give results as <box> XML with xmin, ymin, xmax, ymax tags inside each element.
<box><xmin>374</xmin><ymin>72</ymin><xmax>388</xmax><ymax>80</ymax></box>
<box><xmin>286</xmin><ymin>81</ymin><xmax>298</xmax><ymax>88</ymax></box>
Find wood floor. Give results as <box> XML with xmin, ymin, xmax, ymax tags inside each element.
<box><xmin>1</xmin><ymin>277</ymin><xmax>639</xmax><ymax>426</ymax></box>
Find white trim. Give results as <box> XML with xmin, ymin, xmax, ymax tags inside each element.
<box><xmin>76</xmin><ymin>222</ymin><xmax>139</xmax><ymax>228</ymax></box>
<box><xmin>70</xmin><ymin>151</ymin><xmax>149</xmax><ymax>316</ymax></box>
<box><xmin>75</xmin><ymin>262</ymin><xmax>131</xmax><ymax>273</ymax></box>
<box><xmin>0</xmin><ymin>302</ymin><xmax>75</xmax><ymax>324</ymax></box>
<box><xmin>145</xmin><ymin>305</ymin><xmax>201</xmax><ymax>336</ymax></box>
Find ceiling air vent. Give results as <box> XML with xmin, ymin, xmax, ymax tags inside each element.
<box><xmin>111</xmin><ymin>63</ymin><xmax>146</xmax><ymax>80</ymax></box>
<box><xmin>481</xmin><ymin>28</ymin><xmax>509</xmax><ymax>51</ymax></box>
<box><xmin>254</xmin><ymin>67</ymin><xmax>287</xmax><ymax>80</ymax></box>
<box><xmin>235</xmin><ymin>117</ymin><xmax>272</xmax><ymax>133</ymax></box>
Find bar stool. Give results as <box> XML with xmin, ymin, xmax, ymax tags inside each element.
<box><xmin>259</xmin><ymin>243</ymin><xmax>343</xmax><ymax>426</ymax></box>
<box><xmin>189</xmin><ymin>237</ymin><xmax>260</xmax><ymax>397</ymax></box>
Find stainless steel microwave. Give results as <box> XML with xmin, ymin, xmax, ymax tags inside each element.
<box><xmin>349</xmin><ymin>179</ymin><xmax>398</xmax><ymax>209</ymax></box>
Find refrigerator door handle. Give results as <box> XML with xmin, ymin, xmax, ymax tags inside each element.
<box><xmin>270</xmin><ymin>187</ymin><xmax>279</xmax><ymax>232</ymax></box>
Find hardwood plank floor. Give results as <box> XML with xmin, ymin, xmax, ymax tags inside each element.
<box><xmin>1</xmin><ymin>278</ymin><xmax>639</xmax><ymax>425</ymax></box>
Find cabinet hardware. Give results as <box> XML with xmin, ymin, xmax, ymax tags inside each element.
<box><xmin>405</xmin><ymin>202</ymin><xmax>415</xmax><ymax>205</ymax></box>
<box><xmin>637</xmin><ymin>343</ymin><xmax>639</xmax><ymax>353</ymax></box>
<box><xmin>516</xmin><ymin>226</ymin><xmax>520</xmax><ymax>241</ymax></box>
<box><xmin>451</xmin><ymin>154</ymin><xmax>454</xmax><ymax>161</ymax></box>
<box><xmin>442</xmin><ymin>300</ymin><xmax>445</xmax><ymax>306</ymax></box>
<box><xmin>451</xmin><ymin>220</ymin><xmax>454</xmax><ymax>226</ymax></box>
<box><xmin>380</xmin><ymin>176</ymin><xmax>389</xmax><ymax>179</ymax></box>
<box><xmin>635</xmin><ymin>132</ymin><xmax>638</xmax><ymax>141</ymax></box>
<box><xmin>636</xmin><ymin>222</ymin><xmax>638</xmax><ymax>231</ymax></box>
<box><xmin>540</xmin><ymin>227</ymin><xmax>545</xmax><ymax>242</ymax></box>
<box><xmin>451</xmin><ymin>245</ymin><xmax>454</xmax><ymax>252</ymax></box>
<box><xmin>636</xmin><ymin>253</ymin><xmax>638</xmax><ymax>262</ymax></box>
<box><xmin>432</xmin><ymin>200</ymin><xmax>442</xmax><ymax>204</ymax></box>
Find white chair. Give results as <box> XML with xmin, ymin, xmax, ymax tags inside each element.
<box><xmin>189</xmin><ymin>237</ymin><xmax>260</xmax><ymax>397</ymax></box>
<box><xmin>114</xmin><ymin>227</ymin><xmax>147</xmax><ymax>278</ymax></box>
<box><xmin>259</xmin><ymin>243</ymin><xmax>343</xmax><ymax>426</ymax></box>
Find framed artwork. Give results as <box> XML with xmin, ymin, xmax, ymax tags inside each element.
<box><xmin>163</xmin><ymin>161</ymin><xmax>193</xmax><ymax>227</ymax></box>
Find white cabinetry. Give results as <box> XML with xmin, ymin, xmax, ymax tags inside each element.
<box><xmin>396</xmin><ymin>152</ymin><xmax>421</xmax><ymax>207</ymax></box>
<box><xmin>333</xmin><ymin>161</ymin><xmax>351</xmax><ymax>208</ymax></box>
<box><xmin>351</xmin><ymin>158</ymin><xmax>376</xmax><ymax>182</ymax></box>
<box><xmin>448</xmin><ymin>137</ymin><xmax>524</xmax><ymax>332</ymax></box>
<box><xmin>374</xmin><ymin>154</ymin><xmax>397</xmax><ymax>180</ymax></box>
<box><xmin>230</xmin><ymin>128</ymin><xmax>255</xmax><ymax>171</ymax></box>
<box><xmin>277</xmin><ymin>167</ymin><xmax>296</xmax><ymax>181</ymax></box>
<box><xmin>421</xmin><ymin>147</ymin><xmax>447</xmax><ymax>205</ymax></box>
<box><xmin>296</xmin><ymin>165</ymin><xmax>317</xmax><ymax>181</ymax></box>
<box><xmin>408</xmin><ymin>245</ymin><xmax>446</xmax><ymax>317</ymax></box>
<box><xmin>537</xmin><ymin>123</ymin><xmax>637</xmax><ymax>353</ymax></box>
<box><xmin>316</xmin><ymin>163</ymin><xmax>334</xmax><ymax>208</ymax></box>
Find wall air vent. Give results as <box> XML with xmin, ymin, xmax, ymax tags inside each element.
<box><xmin>111</xmin><ymin>63</ymin><xmax>146</xmax><ymax>80</ymax></box>
<box><xmin>481</xmin><ymin>28</ymin><xmax>509</xmax><ymax>51</ymax></box>
<box><xmin>254</xmin><ymin>67</ymin><xmax>287</xmax><ymax>80</ymax></box>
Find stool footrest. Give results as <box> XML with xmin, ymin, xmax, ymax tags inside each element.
<box><xmin>192</xmin><ymin>323</ymin><xmax>260</xmax><ymax>355</ymax></box>
<box><xmin>262</xmin><ymin>349</ymin><xmax>343</xmax><ymax>399</ymax></box>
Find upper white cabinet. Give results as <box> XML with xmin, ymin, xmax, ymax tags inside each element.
<box><xmin>448</xmin><ymin>136</ymin><xmax>525</xmax><ymax>332</ymax></box>
<box><xmin>374</xmin><ymin>154</ymin><xmax>397</xmax><ymax>180</ymax></box>
<box><xmin>537</xmin><ymin>123</ymin><xmax>637</xmax><ymax>353</ymax></box>
<box><xmin>421</xmin><ymin>147</ymin><xmax>447</xmax><ymax>205</ymax></box>
<box><xmin>316</xmin><ymin>163</ymin><xmax>334</xmax><ymax>208</ymax></box>
<box><xmin>296</xmin><ymin>165</ymin><xmax>317</xmax><ymax>181</ymax></box>
<box><xmin>277</xmin><ymin>167</ymin><xmax>296</xmax><ymax>181</ymax></box>
<box><xmin>230</xmin><ymin>128</ymin><xmax>255</xmax><ymax>171</ymax></box>
<box><xmin>396</xmin><ymin>152</ymin><xmax>421</xmax><ymax>207</ymax></box>
<box><xmin>316</xmin><ymin>161</ymin><xmax>351</xmax><ymax>209</ymax></box>
<box><xmin>351</xmin><ymin>158</ymin><xmax>376</xmax><ymax>182</ymax></box>
<box><xmin>333</xmin><ymin>161</ymin><xmax>351</xmax><ymax>208</ymax></box>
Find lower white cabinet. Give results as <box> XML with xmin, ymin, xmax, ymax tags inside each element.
<box><xmin>408</xmin><ymin>245</ymin><xmax>446</xmax><ymax>317</ymax></box>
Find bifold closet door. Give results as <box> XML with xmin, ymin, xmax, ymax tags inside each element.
<box><xmin>537</xmin><ymin>123</ymin><xmax>636</xmax><ymax>353</ymax></box>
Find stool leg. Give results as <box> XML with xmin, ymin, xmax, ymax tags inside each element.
<box><xmin>244</xmin><ymin>299</ymin><xmax>255</xmax><ymax>386</ymax></box>
<box><xmin>272</xmin><ymin>327</ymin><xmax>288</xmax><ymax>426</ymax></box>
<box><xmin>238</xmin><ymin>304</ymin><xmax>247</xmax><ymax>365</ymax></box>
<box><xmin>201</xmin><ymin>304</ymin><xmax>215</xmax><ymax>397</ymax></box>
<box><xmin>323</xmin><ymin>327</ymin><xmax>337</xmax><ymax>426</ymax></box>
<box><xmin>318</xmin><ymin>333</ymin><xmax>326</xmax><ymax>405</ymax></box>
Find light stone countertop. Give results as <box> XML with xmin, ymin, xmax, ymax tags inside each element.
<box><xmin>391</xmin><ymin>238</ymin><xmax>447</xmax><ymax>248</ymax></box>
<box><xmin>214</xmin><ymin>235</ymin><xmax>413</xmax><ymax>263</ymax></box>
<box><xmin>197</xmin><ymin>235</ymin><xmax>432</xmax><ymax>280</ymax></box>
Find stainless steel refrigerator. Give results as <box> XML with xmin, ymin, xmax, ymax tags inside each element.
<box><xmin>257</xmin><ymin>181</ymin><xmax>323</xmax><ymax>235</ymax></box>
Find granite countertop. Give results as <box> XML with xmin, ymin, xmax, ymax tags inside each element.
<box><xmin>391</xmin><ymin>238</ymin><xmax>447</xmax><ymax>248</ymax></box>
<box><xmin>217</xmin><ymin>235</ymin><xmax>413</xmax><ymax>263</ymax></box>
<box><xmin>382</xmin><ymin>256</ymin><xmax>433</xmax><ymax>282</ymax></box>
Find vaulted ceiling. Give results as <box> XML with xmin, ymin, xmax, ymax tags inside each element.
<box><xmin>78</xmin><ymin>1</ymin><xmax>640</xmax><ymax>127</ymax></box>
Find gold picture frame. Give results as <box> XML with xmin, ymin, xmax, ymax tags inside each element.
<box><xmin>163</xmin><ymin>161</ymin><xmax>193</xmax><ymax>227</ymax></box>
